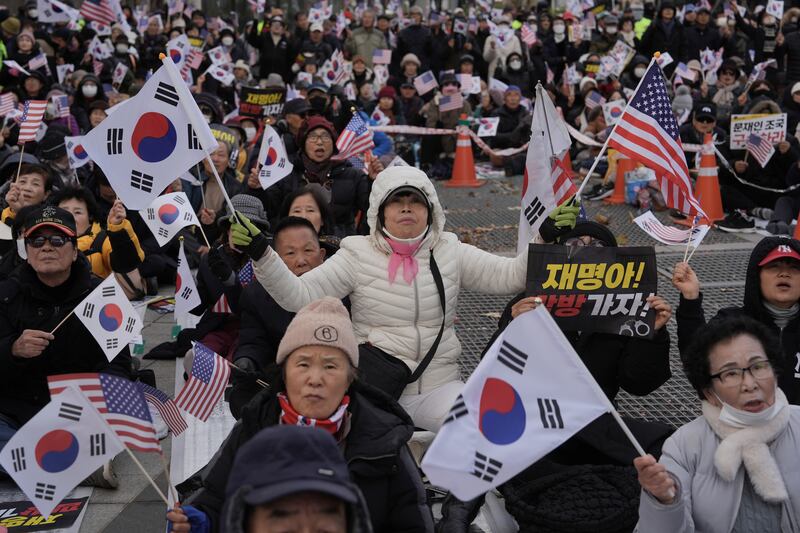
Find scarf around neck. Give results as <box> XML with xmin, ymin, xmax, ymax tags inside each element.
<box><xmin>278</xmin><ymin>392</ymin><xmax>350</xmax><ymax>437</ymax></box>
<box><xmin>301</xmin><ymin>153</ymin><xmax>333</xmax><ymax>184</ymax></box>
<box><xmin>383</xmin><ymin>227</ymin><xmax>427</xmax><ymax>284</ymax></box>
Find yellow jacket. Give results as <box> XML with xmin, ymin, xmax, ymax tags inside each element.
<box><xmin>77</xmin><ymin>220</ymin><xmax>145</xmax><ymax>278</ymax></box>
<box><xmin>2</xmin><ymin>206</ymin><xmax>14</xmax><ymax>224</ymax></box>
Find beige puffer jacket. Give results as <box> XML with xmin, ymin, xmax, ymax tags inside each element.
<box><xmin>254</xmin><ymin>166</ymin><xmax>527</xmax><ymax>393</ymax></box>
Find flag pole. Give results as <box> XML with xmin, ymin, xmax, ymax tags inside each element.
<box><xmin>574</xmin><ymin>54</ymin><xmax>660</xmax><ymax>200</ymax></box>
<box><xmin>124</xmin><ymin>447</ymin><xmax>171</xmax><ymax>506</ymax></box>
<box><xmin>682</xmin><ymin>216</ymin><xmax>696</xmax><ymax>262</ymax></box>
<box><xmin>158</xmin><ymin>451</ymin><xmax>180</xmax><ymax>503</ymax></box>
<box><xmin>13</xmin><ymin>144</ymin><xmax>25</xmax><ymax>183</ymax></box>
<box><xmin>49</xmin><ymin>308</ymin><xmax>76</xmax><ymax>335</ymax></box>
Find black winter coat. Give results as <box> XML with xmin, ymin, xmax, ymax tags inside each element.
<box><xmin>189</xmin><ymin>379</ymin><xmax>434</xmax><ymax>533</ymax></box>
<box><xmin>0</xmin><ymin>259</ymin><xmax>133</xmax><ymax>425</ymax></box>
<box><xmin>685</xmin><ymin>25</ymin><xmax>727</xmax><ymax>60</ymax></box>
<box><xmin>780</xmin><ymin>31</ymin><xmax>800</xmax><ymax>86</ymax></box>
<box><xmin>394</xmin><ymin>24</ymin><xmax>432</xmax><ymax>73</ymax></box>
<box><xmin>640</xmin><ymin>19</ymin><xmax>687</xmax><ymax>66</ymax></box>
<box><xmin>246</xmin><ymin>26</ymin><xmax>294</xmax><ymax>83</ymax></box>
<box><xmin>490</xmin><ymin>105</ymin><xmax>531</xmax><ymax>149</ymax></box>
<box><xmin>676</xmin><ymin>236</ymin><xmax>800</xmax><ymax>405</ymax></box>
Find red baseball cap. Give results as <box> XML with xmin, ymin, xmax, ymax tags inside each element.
<box><xmin>758</xmin><ymin>244</ymin><xmax>800</xmax><ymax>266</ymax></box>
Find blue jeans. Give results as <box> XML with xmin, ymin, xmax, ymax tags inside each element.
<box><xmin>0</xmin><ymin>414</ymin><xmax>19</xmax><ymax>476</ymax></box>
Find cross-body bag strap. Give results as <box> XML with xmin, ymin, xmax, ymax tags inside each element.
<box><xmin>408</xmin><ymin>251</ymin><xmax>446</xmax><ymax>383</ymax></box>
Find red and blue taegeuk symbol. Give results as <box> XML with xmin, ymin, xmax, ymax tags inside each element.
<box><xmin>98</xmin><ymin>303</ymin><xmax>123</xmax><ymax>332</ymax></box>
<box><xmin>608</xmin><ymin>104</ymin><xmax>624</xmax><ymax>120</ymax></box>
<box><xmin>175</xmin><ymin>273</ymin><xmax>182</xmax><ymax>291</ymax></box>
<box><xmin>169</xmin><ymin>48</ymin><xmax>182</xmax><ymax>63</ymax></box>
<box><xmin>478</xmin><ymin>378</ymin><xmax>526</xmax><ymax>445</ymax></box>
<box><xmin>158</xmin><ymin>203</ymin><xmax>179</xmax><ymax>224</ymax></box>
<box><xmin>264</xmin><ymin>147</ymin><xmax>278</xmax><ymax>166</ymax></box>
<box><xmin>35</xmin><ymin>429</ymin><xmax>80</xmax><ymax>473</ymax></box>
<box><xmin>73</xmin><ymin>144</ymin><xmax>89</xmax><ymax>160</ymax></box>
<box><xmin>131</xmin><ymin>112</ymin><xmax>177</xmax><ymax>163</ymax></box>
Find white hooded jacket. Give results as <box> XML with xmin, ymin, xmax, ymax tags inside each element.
<box><xmin>253</xmin><ymin>166</ymin><xmax>528</xmax><ymax>394</ymax></box>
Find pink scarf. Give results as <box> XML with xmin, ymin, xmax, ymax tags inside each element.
<box><xmin>386</xmin><ymin>237</ymin><xmax>423</xmax><ymax>284</ymax></box>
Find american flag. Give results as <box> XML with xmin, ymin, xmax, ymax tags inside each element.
<box><xmin>212</xmin><ymin>293</ymin><xmax>232</xmax><ymax>313</ymax></box>
<box><xmin>414</xmin><ymin>70</ymin><xmax>439</xmax><ymax>96</ymax></box>
<box><xmin>0</xmin><ymin>93</ymin><xmax>16</xmax><ymax>116</ymax></box>
<box><xmin>372</xmin><ymin>49</ymin><xmax>392</xmax><ymax>65</ymax></box>
<box><xmin>186</xmin><ymin>48</ymin><xmax>204</xmax><ymax>69</ymax></box>
<box><xmin>521</xmin><ymin>24</ymin><xmax>537</xmax><ymax>46</ymax></box>
<box><xmin>17</xmin><ymin>100</ymin><xmax>47</xmax><ymax>143</ymax></box>
<box><xmin>52</xmin><ymin>94</ymin><xmax>70</xmax><ymax>118</ymax></box>
<box><xmin>336</xmin><ymin>113</ymin><xmax>374</xmax><ymax>160</ymax></box>
<box><xmin>439</xmin><ymin>92</ymin><xmax>463</xmax><ymax>112</ymax></box>
<box><xmin>80</xmin><ymin>0</ymin><xmax>116</xmax><ymax>24</ymax></box>
<box><xmin>48</xmin><ymin>373</ymin><xmax>161</xmax><ymax>452</ymax></box>
<box><xmin>237</xmin><ymin>260</ymin><xmax>254</xmax><ymax>287</ymax></box>
<box><xmin>28</xmin><ymin>53</ymin><xmax>48</xmax><ymax>72</ymax></box>
<box><xmin>136</xmin><ymin>381</ymin><xmax>188</xmax><ymax>436</ymax></box>
<box><xmin>584</xmin><ymin>90</ymin><xmax>605</xmax><ymax>110</ymax></box>
<box><xmin>175</xmin><ymin>342</ymin><xmax>231</xmax><ymax>421</ymax></box>
<box><xmin>745</xmin><ymin>133</ymin><xmax>775</xmax><ymax>167</ymax></box>
<box><xmin>552</xmin><ymin>151</ymin><xmax>577</xmax><ymax>206</ymax></box>
<box><xmin>608</xmin><ymin>62</ymin><xmax>705</xmax><ymax>217</ymax></box>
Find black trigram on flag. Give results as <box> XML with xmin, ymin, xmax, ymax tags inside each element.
<box><xmin>11</xmin><ymin>447</ymin><xmax>25</xmax><ymax>472</ymax></box>
<box><xmin>146</xmin><ymin>208</ymin><xmax>156</xmax><ymax>220</ymax></box>
<box><xmin>131</xmin><ymin>170</ymin><xmax>154</xmax><ymax>193</ymax></box>
<box><xmin>524</xmin><ymin>196</ymin><xmax>546</xmax><ymax>227</ymax></box>
<box><xmin>158</xmin><ymin>227</ymin><xmax>170</xmax><ymax>238</ymax></box>
<box><xmin>102</xmin><ymin>286</ymin><xmax>116</xmax><ymax>298</ymax></box>
<box><xmin>174</xmin><ymin>195</ymin><xmax>186</xmax><ymax>205</ymax></box>
<box><xmin>497</xmin><ymin>340</ymin><xmax>528</xmax><ymax>375</ymax></box>
<box><xmin>83</xmin><ymin>302</ymin><xmax>95</xmax><ymax>318</ymax></box>
<box><xmin>58</xmin><ymin>402</ymin><xmax>83</xmax><ymax>421</ymax></box>
<box><xmin>124</xmin><ymin>316</ymin><xmax>137</xmax><ymax>333</ymax></box>
<box><xmin>472</xmin><ymin>452</ymin><xmax>502</xmax><ymax>482</ymax></box>
<box><xmin>537</xmin><ymin>398</ymin><xmax>564</xmax><ymax>429</ymax></box>
<box><xmin>155</xmin><ymin>81</ymin><xmax>179</xmax><ymax>106</ymax></box>
<box><xmin>180</xmin><ymin>287</ymin><xmax>193</xmax><ymax>300</ymax></box>
<box><xmin>35</xmin><ymin>482</ymin><xmax>56</xmax><ymax>501</ymax></box>
<box><xmin>187</xmin><ymin>124</ymin><xmax>200</xmax><ymax>150</ymax></box>
<box><xmin>183</xmin><ymin>211</ymin><xmax>194</xmax><ymax>222</ymax></box>
<box><xmin>90</xmin><ymin>433</ymin><xmax>106</xmax><ymax>456</ymax></box>
<box><xmin>443</xmin><ymin>394</ymin><xmax>468</xmax><ymax>425</ymax></box>
<box><xmin>106</xmin><ymin>338</ymin><xmax>119</xmax><ymax>350</ymax></box>
<box><xmin>107</xmin><ymin>128</ymin><xmax>123</xmax><ymax>155</ymax></box>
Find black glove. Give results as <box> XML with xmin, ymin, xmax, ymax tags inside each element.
<box><xmin>207</xmin><ymin>246</ymin><xmax>234</xmax><ymax>284</ymax></box>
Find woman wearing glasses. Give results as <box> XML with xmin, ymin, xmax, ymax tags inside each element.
<box><xmin>635</xmin><ymin>316</ymin><xmax>800</xmax><ymax>532</ymax></box>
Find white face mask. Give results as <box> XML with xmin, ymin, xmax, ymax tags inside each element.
<box><xmin>509</xmin><ymin>59</ymin><xmax>522</xmax><ymax>69</ymax></box>
<box><xmin>244</xmin><ymin>127</ymin><xmax>256</xmax><ymax>141</ymax></box>
<box><xmin>222</xmin><ymin>36</ymin><xmax>234</xmax><ymax>46</ymax></box>
<box><xmin>634</xmin><ymin>67</ymin><xmax>646</xmax><ymax>78</ymax></box>
<box><xmin>28</xmin><ymin>9</ymin><xmax>37</xmax><ymax>18</ymax></box>
<box><xmin>713</xmin><ymin>388</ymin><xmax>786</xmax><ymax>429</ymax></box>
<box><xmin>717</xmin><ymin>17</ymin><xmax>727</xmax><ymax>27</ymax></box>
<box><xmin>46</xmin><ymin>102</ymin><xmax>56</xmax><ymax>117</ymax></box>
<box><xmin>82</xmin><ymin>85</ymin><xmax>97</xmax><ymax>98</ymax></box>
<box><xmin>116</xmin><ymin>44</ymin><xmax>129</xmax><ymax>54</ymax></box>
<box><xmin>553</xmin><ymin>24</ymin><xmax>565</xmax><ymax>34</ymax></box>
<box><xmin>606</xmin><ymin>26</ymin><xmax>618</xmax><ymax>34</ymax></box>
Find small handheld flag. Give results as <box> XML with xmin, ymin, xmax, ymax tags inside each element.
<box><xmin>175</xmin><ymin>342</ymin><xmax>231</xmax><ymax>421</ymax></box>
<box><xmin>142</xmin><ymin>192</ymin><xmax>200</xmax><ymax>246</ymax></box>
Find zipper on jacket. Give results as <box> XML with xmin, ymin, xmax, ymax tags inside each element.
<box><xmin>412</xmin><ymin>275</ymin><xmax>422</xmax><ymax>394</ymax></box>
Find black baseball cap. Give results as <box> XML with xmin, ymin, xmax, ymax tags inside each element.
<box><xmin>23</xmin><ymin>205</ymin><xmax>77</xmax><ymax>238</ymax></box>
<box><xmin>693</xmin><ymin>102</ymin><xmax>716</xmax><ymax>120</ymax></box>
<box><xmin>284</xmin><ymin>98</ymin><xmax>311</xmax><ymax>116</ymax></box>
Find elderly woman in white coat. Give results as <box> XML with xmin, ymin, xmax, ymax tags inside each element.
<box><xmin>634</xmin><ymin>316</ymin><xmax>800</xmax><ymax>532</ymax></box>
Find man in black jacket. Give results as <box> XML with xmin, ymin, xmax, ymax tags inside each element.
<box><xmin>247</xmin><ymin>15</ymin><xmax>294</xmax><ymax>85</ymax></box>
<box><xmin>674</xmin><ymin>236</ymin><xmax>800</xmax><ymax>405</ymax></box>
<box><xmin>0</xmin><ymin>206</ymin><xmax>132</xmax><ymax>469</ymax></box>
<box><xmin>640</xmin><ymin>1</ymin><xmax>687</xmax><ymax>69</ymax></box>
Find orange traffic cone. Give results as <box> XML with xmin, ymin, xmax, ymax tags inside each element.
<box><xmin>676</xmin><ymin>133</ymin><xmax>724</xmax><ymax>226</ymax></box>
<box><xmin>604</xmin><ymin>155</ymin><xmax>635</xmax><ymax>205</ymax></box>
<box><xmin>793</xmin><ymin>213</ymin><xmax>800</xmax><ymax>239</ymax></box>
<box><xmin>446</xmin><ymin>115</ymin><xmax>485</xmax><ymax>188</ymax></box>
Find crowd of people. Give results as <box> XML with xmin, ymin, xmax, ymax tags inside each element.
<box><xmin>0</xmin><ymin>0</ymin><xmax>799</xmax><ymax>531</ymax></box>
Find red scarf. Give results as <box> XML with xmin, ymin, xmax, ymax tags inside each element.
<box><xmin>278</xmin><ymin>392</ymin><xmax>350</xmax><ymax>437</ymax></box>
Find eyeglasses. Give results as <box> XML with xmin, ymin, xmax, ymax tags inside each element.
<box><xmin>696</xmin><ymin>116</ymin><xmax>715</xmax><ymax>124</ymax></box>
<box><xmin>307</xmin><ymin>132</ymin><xmax>332</xmax><ymax>143</ymax></box>
<box><xmin>710</xmin><ymin>359</ymin><xmax>773</xmax><ymax>387</ymax></box>
<box><xmin>25</xmin><ymin>234</ymin><xmax>72</xmax><ymax>248</ymax></box>
<box><xmin>562</xmin><ymin>236</ymin><xmax>606</xmax><ymax>247</ymax></box>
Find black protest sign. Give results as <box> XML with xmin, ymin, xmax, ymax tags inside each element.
<box><xmin>239</xmin><ymin>86</ymin><xmax>286</xmax><ymax>117</ymax></box>
<box><xmin>0</xmin><ymin>495</ymin><xmax>89</xmax><ymax>530</ymax></box>
<box><xmin>526</xmin><ymin>244</ymin><xmax>658</xmax><ymax>338</ymax></box>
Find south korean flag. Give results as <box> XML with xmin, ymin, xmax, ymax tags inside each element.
<box><xmin>256</xmin><ymin>125</ymin><xmax>293</xmax><ymax>189</ymax></box>
<box><xmin>175</xmin><ymin>238</ymin><xmax>201</xmax><ymax>327</ymax></box>
<box><xmin>65</xmin><ymin>136</ymin><xmax>91</xmax><ymax>169</ymax></box>
<box><xmin>0</xmin><ymin>387</ymin><xmax>123</xmax><ymax>517</ymax></box>
<box><xmin>166</xmin><ymin>34</ymin><xmax>191</xmax><ymax>71</ymax></box>
<box><xmin>142</xmin><ymin>192</ymin><xmax>200</xmax><ymax>246</ymax></box>
<box><xmin>81</xmin><ymin>58</ymin><xmax>218</xmax><ymax>210</ymax></box>
<box><xmin>75</xmin><ymin>276</ymin><xmax>143</xmax><ymax>361</ymax></box>
<box><xmin>422</xmin><ymin>307</ymin><xmax>610</xmax><ymax>501</ymax></box>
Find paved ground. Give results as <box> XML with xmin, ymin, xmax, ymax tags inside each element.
<box><xmin>0</xmin><ymin>174</ymin><xmax>761</xmax><ymax>532</ymax></box>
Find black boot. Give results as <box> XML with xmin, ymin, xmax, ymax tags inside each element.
<box><xmin>435</xmin><ymin>493</ymin><xmax>485</xmax><ymax>533</ymax></box>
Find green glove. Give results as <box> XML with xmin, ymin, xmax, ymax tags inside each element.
<box><xmin>230</xmin><ymin>212</ymin><xmax>268</xmax><ymax>260</ymax></box>
<box><xmin>539</xmin><ymin>199</ymin><xmax>581</xmax><ymax>243</ymax></box>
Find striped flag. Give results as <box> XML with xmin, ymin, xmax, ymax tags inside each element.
<box><xmin>335</xmin><ymin>113</ymin><xmax>374</xmax><ymax>160</ymax></box>
<box><xmin>745</xmin><ymin>133</ymin><xmax>775</xmax><ymax>168</ymax></box>
<box><xmin>80</xmin><ymin>0</ymin><xmax>116</xmax><ymax>24</ymax></box>
<box><xmin>237</xmin><ymin>260</ymin><xmax>254</xmax><ymax>287</ymax></box>
<box><xmin>748</xmin><ymin>59</ymin><xmax>777</xmax><ymax>83</ymax></box>
<box><xmin>551</xmin><ymin>152</ymin><xmax>577</xmax><ymax>207</ymax></box>
<box><xmin>48</xmin><ymin>373</ymin><xmax>161</xmax><ymax>452</ymax></box>
<box><xmin>0</xmin><ymin>93</ymin><xmax>16</xmax><ymax>116</ymax></box>
<box><xmin>52</xmin><ymin>94</ymin><xmax>70</xmax><ymax>118</ymax></box>
<box><xmin>607</xmin><ymin>61</ymin><xmax>705</xmax><ymax>217</ymax></box>
<box><xmin>17</xmin><ymin>100</ymin><xmax>47</xmax><ymax>143</ymax></box>
<box><xmin>372</xmin><ymin>49</ymin><xmax>392</xmax><ymax>65</ymax></box>
<box><xmin>584</xmin><ymin>90</ymin><xmax>605</xmax><ymax>110</ymax></box>
<box><xmin>521</xmin><ymin>24</ymin><xmax>537</xmax><ymax>46</ymax></box>
<box><xmin>633</xmin><ymin>211</ymin><xmax>710</xmax><ymax>247</ymax></box>
<box><xmin>28</xmin><ymin>53</ymin><xmax>48</xmax><ymax>72</ymax></box>
<box><xmin>136</xmin><ymin>382</ymin><xmax>188</xmax><ymax>436</ymax></box>
<box><xmin>439</xmin><ymin>92</ymin><xmax>463</xmax><ymax>112</ymax></box>
<box><xmin>211</xmin><ymin>293</ymin><xmax>232</xmax><ymax>314</ymax></box>
<box><xmin>175</xmin><ymin>342</ymin><xmax>231</xmax><ymax>421</ymax></box>
<box><xmin>414</xmin><ymin>70</ymin><xmax>439</xmax><ymax>96</ymax></box>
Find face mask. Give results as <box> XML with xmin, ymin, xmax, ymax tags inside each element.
<box><xmin>82</xmin><ymin>85</ymin><xmax>97</xmax><ymax>98</ymax></box>
<box><xmin>222</xmin><ymin>36</ymin><xmax>234</xmax><ymax>46</ymax></box>
<box><xmin>634</xmin><ymin>67</ymin><xmax>646</xmax><ymax>78</ymax></box>
<box><xmin>606</xmin><ymin>26</ymin><xmax>618</xmax><ymax>34</ymax></box>
<box><xmin>244</xmin><ymin>127</ymin><xmax>256</xmax><ymax>141</ymax></box>
<box><xmin>28</xmin><ymin>9</ymin><xmax>37</xmax><ymax>18</ymax></box>
<box><xmin>717</xmin><ymin>17</ymin><xmax>727</xmax><ymax>27</ymax></box>
<box><xmin>46</xmin><ymin>103</ymin><xmax>56</xmax><ymax>117</ymax></box>
<box><xmin>553</xmin><ymin>24</ymin><xmax>565</xmax><ymax>33</ymax></box>
<box><xmin>714</xmin><ymin>389</ymin><xmax>786</xmax><ymax>429</ymax></box>
<box><xmin>509</xmin><ymin>59</ymin><xmax>522</xmax><ymax>70</ymax></box>
<box><xmin>116</xmin><ymin>44</ymin><xmax>129</xmax><ymax>54</ymax></box>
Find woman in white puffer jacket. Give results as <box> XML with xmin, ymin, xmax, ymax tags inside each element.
<box><xmin>231</xmin><ymin>166</ymin><xmax>528</xmax><ymax>431</ymax></box>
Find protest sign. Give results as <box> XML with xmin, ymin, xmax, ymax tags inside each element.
<box><xmin>729</xmin><ymin>113</ymin><xmax>786</xmax><ymax>149</ymax></box>
<box><xmin>0</xmin><ymin>493</ymin><xmax>90</xmax><ymax>531</ymax></box>
<box><xmin>239</xmin><ymin>86</ymin><xmax>286</xmax><ymax>117</ymax></box>
<box><xmin>526</xmin><ymin>244</ymin><xmax>658</xmax><ymax>337</ymax></box>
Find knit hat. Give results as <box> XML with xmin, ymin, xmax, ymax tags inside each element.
<box><xmin>378</xmin><ymin>85</ymin><xmax>396</xmax><ymax>99</ymax></box>
<box><xmin>276</xmin><ymin>297</ymin><xmax>359</xmax><ymax>366</ymax></box>
<box><xmin>1</xmin><ymin>17</ymin><xmax>20</xmax><ymax>35</ymax></box>
<box><xmin>579</xmin><ymin>76</ymin><xmax>597</xmax><ymax>92</ymax></box>
<box><xmin>220</xmin><ymin>193</ymin><xmax>269</xmax><ymax>229</ymax></box>
<box><xmin>401</xmin><ymin>53</ymin><xmax>421</xmax><ymax>67</ymax></box>
<box><xmin>16</xmin><ymin>29</ymin><xmax>34</xmax><ymax>44</ymax></box>
<box><xmin>297</xmin><ymin>115</ymin><xmax>337</xmax><ymax>149</ymax></box>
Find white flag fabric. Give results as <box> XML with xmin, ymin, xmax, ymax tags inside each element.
<box><xmin>75</xmin><ymin>276</ymin><xmax>143</xmax><ymax>361</ymax></box>
<box><xmin>89</xmin><ymin>36</ymin><xmax>113</xmax><ymax>60</ymax></box>
<box><xmin>633</xmin><ymin>211</ymin><xmax>711</xmax><ymax>248</ymax></box>
<box><xmin>0</xmin><ymin>387</ymin><xmax>123</xmax><ymax>517</ymax></box>
<box><xmin>142</xmin><ymin>192</ymin><xmax>199</xmax><ymax>246</ymax></box>
<box><xmin>207</xmin><ymin>46</ymin><xmax>231</xmax><ymax>65</ymax></box>
<box><xmin>65</xmin><ymin>136</ymin><xmax>91</xmax><ymax>169</ymax></box>
<box><xmin>81</xmin><ymin>59</ymin><xmax>218</xmax><ymax>210</ymax></box>
<box><xmin>205</xmin><ymin>64</ymin><xmax>235</xmax><ymax>86</ymax></box>
<box><xmin>111</xmin><ymin>62</ymin><xmax>128</xmax><ymax>86</ymax></box>
<box><xmin>38</xmin><ymin>0</ymin><xmax>80</xmax><ymax>22</ymax></box>
<box><xmin>166</xmin><ymin>34</ymin><xmax>191</xmax><ymax>69</ymax></box>
<box><xmin>421</xmin><ymin>307</ymin><xmax>610</xmax><ymax>501</ymax></box>
<box><xmin>517</xmin><ymin>85</ymin><xmax>572</xmax><ymax>254</ymax></box>
<box><xmin>56</xmin><ymin>63</ymin><xmax>74</xmax><ymax>85</ymax></box>
<box><xmin>477</xmin><ymin>117</ymin><xmax>499</xmax><ymax>137</ymax></box>
<box><xmin>175</xmin><ymin>239</ymin><xmax>201</xmax><ymax>327</ymax></box>
<box><xmin>256</xmin><ymin>124</ymin><xmax>294</xmax><ymax>189</ymax></box>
